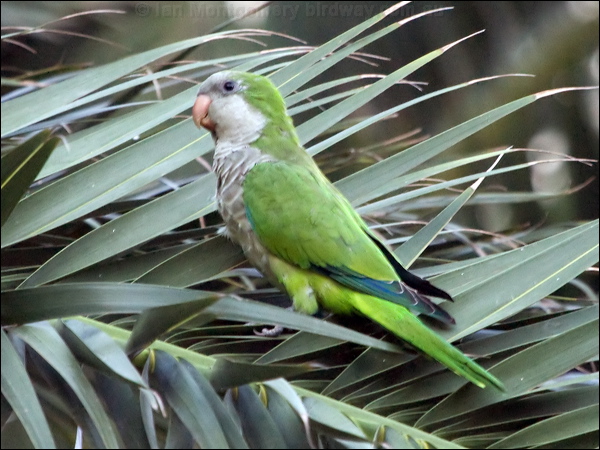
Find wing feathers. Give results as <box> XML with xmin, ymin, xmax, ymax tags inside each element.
<box><xmin>243</xmin><ymin>161</ymin><xmax>453</xmax><ymax>322</ymax></box>
<box><xmin>368</xmin><ymin>234</ymin><xmax>453</xmax><ymax>302</ymax></box>
<box><xmin>316</xmin><ymin>265</ymin><xmax>455</xmax><ymax>324</ymax></box>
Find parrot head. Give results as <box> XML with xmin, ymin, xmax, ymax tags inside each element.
<box><xmin>193</xmin><ymin>71</ymin><xmax>293</xmax><ymax>146</ymax></box>
<box><xmin>192</xmin><ymin>71</ymin><xmax>307</xmax><ymax>164</ymax></box>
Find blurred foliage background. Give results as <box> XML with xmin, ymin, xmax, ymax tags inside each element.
<box><xmin>2</xmin><ymin>1</ymin><xmax>598</xmax><ymax>230</ymax></box>
<box><xmin>1</xmin><ymin>2</ymin><xmax>598</xmax><ymax>448</ymax></box>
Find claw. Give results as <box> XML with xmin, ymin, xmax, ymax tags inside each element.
<box><xmin>253</xmin><ymin>325</ymin><xmax>284</xmax><ymax>337</ymax></box>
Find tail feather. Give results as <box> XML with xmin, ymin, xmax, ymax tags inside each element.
<box><xmin>353</xmin><ymin>295</ymin><xmax>505</xmax><ymax>391</ymax></box>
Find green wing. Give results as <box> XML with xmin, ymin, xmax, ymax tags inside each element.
<box><xmin>243</xmin><ymin>161</ymin><xmax>454</xmax><ymax>323</ymax></box>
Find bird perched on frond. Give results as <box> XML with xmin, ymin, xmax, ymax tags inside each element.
<box><xmin>192</xmin><ymin>71</ymin><xmax>504</xmax><ymax>390</ymax></box>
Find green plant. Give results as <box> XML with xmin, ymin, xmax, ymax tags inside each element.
<box><xmin>2</xmin><ymin>3</ymin><xmax>598</xmax><ymax>448</ymax></box>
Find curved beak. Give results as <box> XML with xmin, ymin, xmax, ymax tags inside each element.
<box><xmin>192</xmin><ymin>94</ymin><xmax>217</xmax><ymax>132</ymax></box>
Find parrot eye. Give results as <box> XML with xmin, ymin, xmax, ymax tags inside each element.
<box><xmin>222</xmin><ymin>80</ymin><xmax>238</xmax><ymax>93</ymax></box>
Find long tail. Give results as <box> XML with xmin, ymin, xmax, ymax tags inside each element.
<box><xmin>352</xmin><ymin>295</ymin><xmax>505</xmax><ymax>391</ymax></box>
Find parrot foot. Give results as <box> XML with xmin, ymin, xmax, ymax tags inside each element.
<box><xmin>253</xmin><ymin>324</ymin><xmax>284</xmax><ymax>337</ymax></box>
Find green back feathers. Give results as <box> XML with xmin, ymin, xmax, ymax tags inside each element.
<box><xmin>232</xmin><ymin>72</ymin><xmax>315</xmax><ymax>167</ymax></box>
<box><xmin>243</xmin><ymin>162</ymin><xmax>390</xmax><ymax>274</ymax></box>
<box><xmin>243</xmin><ymin>161</ymin><xmax>455</xmax><ymax>323</ymax></box>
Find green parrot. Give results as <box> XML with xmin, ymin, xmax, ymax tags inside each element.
<box><xmin>192</xmin><ymin>71</ymin><xmax>504</xmax><ymax>390</ymax></box>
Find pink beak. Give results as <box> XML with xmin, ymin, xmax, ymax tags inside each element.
<box><xmin>192</xmin><ymin>94</ymin><xmax>216</xmax><ymax>132</ymax></box>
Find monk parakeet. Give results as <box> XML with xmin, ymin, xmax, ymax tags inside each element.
<box><xmin>192</xmin><ymin>71</ymin><xmax>504</xmax><ymax>390</ymax></box>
